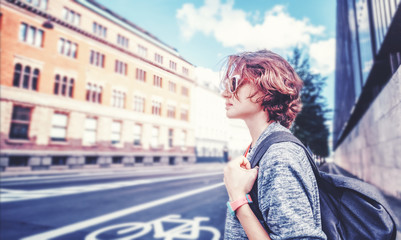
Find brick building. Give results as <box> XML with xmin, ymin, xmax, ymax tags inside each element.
<box><xmin>0</xmin><ymin>0</ymin><xmax>196</xmax><ymax>171</ymax></box>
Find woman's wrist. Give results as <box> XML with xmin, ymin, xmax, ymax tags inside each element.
<box><xmin>229</xmin><ymin>192</ymin><xmax>248</xmax><ymax>202</ymax></box>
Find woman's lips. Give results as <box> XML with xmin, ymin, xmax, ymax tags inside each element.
<box><xmin>225</xmin><ymin>103</ymin><xmax>233</xmax><ymax>109</ymax></box>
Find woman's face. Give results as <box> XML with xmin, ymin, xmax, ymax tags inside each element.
<box><xmin>221</xmin><ymin>77</ymin><xmax>263</xmax><ymax>120</ymax></box>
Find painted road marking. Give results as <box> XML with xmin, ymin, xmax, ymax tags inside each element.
<box><xmin>0</xmin><ymin>167</ymin><xmax>181</xmax><ymax>182</ymax></box>
<box><xmin>21</xmin><ymin>182</ymin><xmax>225</xmax><ymax>240</ymax></box>
<box><xmin>85</xmin><ymin>214</ymin><xmax>221</xmax><ymax>240</ymax></box>
<box><xmin>0</xmin><ymin>172</ymin><xmax>222</xmax><ymax>203</ymax></box>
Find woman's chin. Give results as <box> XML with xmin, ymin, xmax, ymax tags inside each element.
<box><xmin>226</xmin><ymin>111</ymin><xmax>239</xmax><ymax>119</ymax></box>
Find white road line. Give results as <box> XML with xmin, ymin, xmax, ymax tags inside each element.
<box><xmin>0</xmin><ymin>173</ymin><xmax>105</xmax><ymax>182</ymax></box>
<box><xmin>0</xmin><ymin>172</ymin><xmax>223</xmax><ymax>203</ymax></box>
<box><xmin>21</xmin><ymin>182</ymin><xmax>225</xmax><ymax>240</ymax></box>
<box><xmin>0</xmin><ymin>188</ymin><xmax>28</xmax><ymax>193</ymax></box>
<box><xmin>0</xmin><ymin>169</ymin><xmax>164</xmax><ymax>182</ymax></box>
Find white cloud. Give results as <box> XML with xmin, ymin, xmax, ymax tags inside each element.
<box><xmin>309</xmin><ymin>38</ymin><xmax>336</xmax><ymax>76</ymax></box>
<box><xmin>176</xmin><ymin>0</ymin><xmax>325</xmax><ymax>51</ymax></box>
<box><xmin>176</xmin><ymin>0</ymin><xmax>222</xmax><ymax>40</ymax></box>
<box><xmin>194</xmin><ymin>66</ymin><xmax>222</xmax><ymax>88</ymax></box>
<box><xmin>178</xmin><ymin>0</ymin><xmax>335</xmax><ymax>76</ymax></box>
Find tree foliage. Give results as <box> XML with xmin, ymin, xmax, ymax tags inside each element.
<box><xmin>288</xmin><ymin>48</ymin><xmax>330</xmax><ymax>158</ymax></box>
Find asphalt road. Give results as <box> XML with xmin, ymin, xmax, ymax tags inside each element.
<box><xmin>0</xmin><ymin>164</ymin><xmax>227</xmax><ymax>240</ymax></box>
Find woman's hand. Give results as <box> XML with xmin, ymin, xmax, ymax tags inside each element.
<box><xmin>224</xmin><ymin>156</ymin><xmax>259</xmax><ymax>201</ymax></box>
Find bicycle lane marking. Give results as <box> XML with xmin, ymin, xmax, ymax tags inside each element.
<box><xmin>21</xmin><ymin>182</ymin><xmax>225</xmax><ymax>240</ymax></box>
<box><xmin>85</xmin><ymin>214</ymin><xmax>221</xmax><ymax>240</ymax></box>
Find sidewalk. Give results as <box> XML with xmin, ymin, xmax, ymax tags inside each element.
<box><xmin>319</xmin><ymin>162</ymin><xmax>401</xmax><ymax>237</ymax></box>
<box><xmin>0</xmin><ymin>162</ymin><xmax>226</xmax><ymax>179</ymax></box>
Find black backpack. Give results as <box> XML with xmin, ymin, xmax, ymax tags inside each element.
<box><xmin>248</xmin><ymin>131</ymin><xmax>397</xmax><ymax>240</ymax></box>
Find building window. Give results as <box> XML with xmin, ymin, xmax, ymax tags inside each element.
<box><xmin>356</xmin><ymin>0</ymin><xmax>374</xmax><ymax>84</ymax></box>
<box><xmin>151</xmin><ymin>127</ymin><xmax>159</xmax><ymax>148</ymax></box>
<box><xmin>93</xmin><ymin>22</ymin><xmax>107</xmax><ymax>38</ymax></box>
<box><xmin>153</xmin><ymin>75</ymin><xmax>162</xmax><ymax>87</ymax></box>
<box><xmin>169</xmin><ymin>60</ymin><xmax>177</xmax><ymax>71</ymax></box>
<box><xmin>153</xmin><ymin>156</ymin><xmax>161</xmax><ymax>163</ymax></box>
<box><xmin>112</xmin><ymin>90</ymin><xmax>125</xmax><ymax>108</ymax></box>
<box><xmin>111</xmin><ymin>121</ymin><xmax>122</xmax><ymax>145</ymax></box>
<box><xmin>90</xmin><ymin>50</ymin><xmax>105</xmax><ymax>68</ymax></box>
<box><xmin>180</xmin><ymin>130</ymin><xmax>187</xmax><ymax>148</ymax></box>
<box><xmin>181</xmin><ymin>86</ymin><xmax>189</xmax><ymax>96</ymax></box>
<box><xmin>52</xmin><ymin>156</ymin><xmax>67</xmax><ymax>166</ymax></box>
<box><xmin>182</xmin><ymin>67</ymin><xmax>189</xmax><ymax>76</ymax></box>
<box><xmin>152</xmin><ymin>100</ymin><xmax>162</xmax><ymax>116</ymax></box>
<box><xmin>112</xmin><ymin>156</ymin><xmax>123</xmax><ymax>164</ymax></box>
<box><xmin>9</xmin><ymin>106</ymin><xmax>31</xmax><ymax>140</ymax></box>
<box><xmin>19</xmin><ymin>23</ymin><xmax>44</xmax><ymax>47</ymax></box>
<box><xmin>117</xmin><ymin>34</ymin><xmax>129</xmax><ymax>48</ymax></box>
<box><xmin>167</xmin><ymin>105</ymin><xmax>176</xmax><ymax>118</ymax></box>
<box><xmin>25</xmin><ymin>0</ymin><xmax>48</xmax><ymax>10</ymax></box>
<box><xmin>390</xmin><ymin>52</ymin><xmax>401</xmax><ymax>74</ymax></box>
<box><xmin>9</xmin><ymin>156</ymin><xmax>29</xmax><ymax>167</ymax></box>
<box><xmin>155</xmin><ymin>53</ymin><xmax>163</xmax><ymax>64</ymax></box>
<box><xmin>181</xmin><ymin>109</ymin><xmax>189</xmax><ymax>121</ymax></box>
<box><xmin>85</xmin><ymin>156</ymin><xmax>97</xmax><ymax>165</ymax></box>
<box><xmin>54</xmin><ymin>75</ymin><xmax>74</xmax><ymax>97</ymax></box>
<box><xmin>133</xmin><ymin>95</ymin><xmax>145</xmax><ymax>112</ymax></box>
<box><xmin>50</xmin><ymin>113</ymin><xmax>68</xmax><ymax>141</ymax></box>
<box><xmin>13</xmin><ymin>63</ymin><xmax>39</xmax><ymax>91</ymax></box>
<box><xmin>62</xmin><ymin>7</ymin><xmax>80</xmax><ymax>26</ymax></box>
<box><xmin>137</xmin><ymin>44</ymin><xmax>147</xmax><ymax>58</ymax></box>
<box><xmin>57</xmin><ymin>38</ymin><xmax>78</xmax><ymax>58</ymax></box>
<box><xmin>133</xmin><ymin>124</ymin><xmax>142</xmax><ymax>146</ymax></box>
<box><xmin>168</xmin><ymin>129</ymin><xmax>174</xmax><ymax>147</ymax></box>
<box><xmin>168</xmin><ymin>81</ymin><xmax>176</xmax><ymax>92</ymax></box>
<box><xmin>135</xmin><ymin>156</ymin><xmax>143</xmax><ymax>163</ymax></box>
<box><xmin>114</xmin><ymin>60</ymin><xmax>127</xmax><ymax>75</ymax></box>
<box><xmin>83</xmin><ymin>117</ymin><xmax>97</xmax><ymax>145</ymax></box>
<box><xmin>136</xmin><ymin>68</ymin><xmax>146</xmax><ymax>82</ymax></box>
<box><xmin>86</xmin><ymin>83</ymin><xmax>102</xmax><ymax>103</ymax></box>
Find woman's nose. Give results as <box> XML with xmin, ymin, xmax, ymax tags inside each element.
<box><xmin>221</xmin><ymin>89</ymin><xmax>232</xmax><ymax>98</ymax></box>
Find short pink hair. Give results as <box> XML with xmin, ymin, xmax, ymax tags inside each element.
<box><xmin>223</xmin><ymin>49</ymin><xmax>303</xmax><ymax>128</ymax></box>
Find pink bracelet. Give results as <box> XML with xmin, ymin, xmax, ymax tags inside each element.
<box><xmin>227</xmin><ymin>194</ymin><xmax>253</xmax><ymax>216</ymax></box>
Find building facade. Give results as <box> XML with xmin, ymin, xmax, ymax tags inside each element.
<box><xmin>191</xmin><ymin>81</ymin><xmax>251</xmax><ymax>163</ymax></box>
<box><xmin>0</xmin><ymin>0</ymin><xmax>196</xmax><ymax>171</ymax></box>
<box><xmin>192</xmin><ymin>82</ymin><xmax>229</xmax><ymax>163</ymax></box>
<box><xmin>334</xmin><ymin>0</ymin><xmax>401</xmax><ymax>198</ymax></box>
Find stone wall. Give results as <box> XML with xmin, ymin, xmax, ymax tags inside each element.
<box><xmin>334</xmin><ymin>66</ymin><xmax>401</xmax><ymax>198</ymax></box>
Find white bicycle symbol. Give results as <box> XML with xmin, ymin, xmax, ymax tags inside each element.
<box><xmin>85</xmin><ymin>214</ymin><xmax>221</xmax><ymax>240</ymax></box>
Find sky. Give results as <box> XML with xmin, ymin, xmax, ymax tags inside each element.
<box><xmin>96</xmin><ymin>0</ymin><xmax>336</xmax><ymax>119</ymax></box>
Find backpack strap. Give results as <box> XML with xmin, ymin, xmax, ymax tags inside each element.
<box><xmin>248</xmin><ymin>131</ymin><xmax>320</xmax><ymax>227</ymax></box>
<box><xmin>250</xmin><ymin>131</ymin><xmax>320</xmax><ymax>178</ymax></box>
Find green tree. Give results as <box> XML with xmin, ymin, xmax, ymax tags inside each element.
<box><xmin>288</xmin><ymin>48</ymin><xmax>330</xmax><ymax>158</ymax></box>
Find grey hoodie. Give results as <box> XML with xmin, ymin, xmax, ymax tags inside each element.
<box><xmin>224</xmin><ymin>122</ymin><xmax>327</xmax><ymax>240</ymax></box>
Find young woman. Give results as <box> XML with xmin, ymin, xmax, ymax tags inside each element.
<box><xmin>221</xmin><ymin>50</ymin><xmax>326</xmax><ymax>240</ymax></box>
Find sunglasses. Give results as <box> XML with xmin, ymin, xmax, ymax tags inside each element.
<box><xmin>220</xmin><ymin>74</ymin><xmax>242</xmax><ymax>93</ymax></box>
